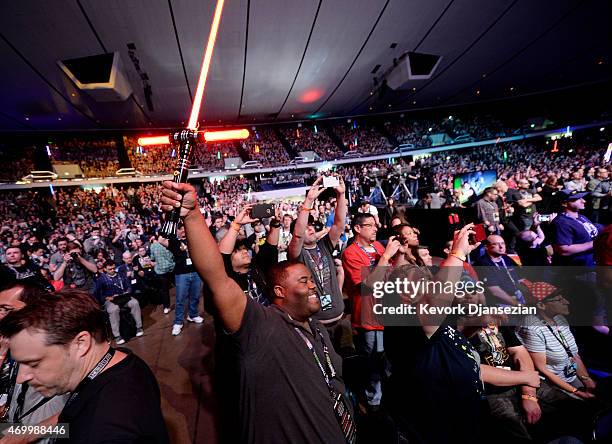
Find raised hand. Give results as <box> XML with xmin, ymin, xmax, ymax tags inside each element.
<box><xmin>160</xmin><ymin>181</ymin><xmax>198</xmax><ymax>218</ymax></box>
<box><xmin>235</xmin><ymin>204</ymin><xmax>259</xmax><ymax>225</ymax></box>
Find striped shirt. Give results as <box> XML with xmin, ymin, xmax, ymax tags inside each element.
<box><xmin>517</xmin><ymin>315</ymin><xmax>579</xmax><ymax>383</ymax></box>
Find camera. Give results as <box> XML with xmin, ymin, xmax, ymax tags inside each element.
<box><xmin>70</xmin><ymin>252</ymin><xmax>79</xmax><ymax>261</ymax></box>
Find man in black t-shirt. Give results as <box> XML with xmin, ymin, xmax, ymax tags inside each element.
<box><xmin>161</xmin><ymin>181</ymin><xmax>354</xmax><ymax>444</ymax></box>
<box><xmin>1</xmin><ymin>247</ymin><xmax>53</xmax><ymax>292</ymax></box>
<box><xmin>0</xmin><ymin>289</ymin><xmax>169</xmax><ymax>444</ymax></box>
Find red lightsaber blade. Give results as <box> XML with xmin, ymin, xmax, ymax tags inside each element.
<box><xmin>138</xmin><ymin>128</ymin><xmax>249</xmax><ymax>147</ymax></box>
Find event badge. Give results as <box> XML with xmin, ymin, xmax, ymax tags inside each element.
<box><xmin>319</xmin><ymin>294</ymin><xmax>333</xmax><ymax>311</ymax></box>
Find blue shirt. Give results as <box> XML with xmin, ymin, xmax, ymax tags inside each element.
<box><xmin>94</xmin><ymin>271</ymin><xmax>132</xmax><ymax>304</ymax></box>
<box><xmin>551</xmin><ymin>213</ymin><xmax>600</xmax><ymax>266</ymax></box>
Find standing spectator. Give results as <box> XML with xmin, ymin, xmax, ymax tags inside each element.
<box><xmin>508</xmin><ymin>179</ymin><xmax>542</xmax><ymax>231</ymax></box>
<box><xmin>219</xmin><ymin>204</ymin><xmax>279</xmax><ymax>306</ymax></box>
<box><xmin>475</xmin><ymin>187</ymin><xmax>503</xmax><ymax>234</ymax></box>
<box><xmin>551</xmin><ymin>190</ymin><xmax>601</xmax><ymax>266</ymax></box>
<box><xmin>94</xmin><ymin>260</ymin><xmax>143</xmax><ymax>345</ymax></box>
<box><xmin>358</xmin><ymin>200</ymin><xmax>381</xmax><ymax>228</ymax></box>
<box><xmin>169</xmin><ymin>226</ymin><xmax>204</xmax><ymax>336</ymax></box>
<box><xmin>289</xmin><ymin>176</ymin><xmax>349</xmax><ymax>351</ymax></box>
<box><xmin>565</xmin><ymin>171</ymin><xmax>586</xmax><ymax>192</ymax></box>
<box><xmin>160</xmin><ymin>181</ymin><xmax>354</xmax><ymax>444</ymax></box>
<box><xmin>48</xmin><ymin>237</ymin><xmax>68</xmax><ymax>274</ymax></box>
<box><xmin>52</xmin><ymin>242</ymin><xmax>97</xmax><ymax>293</ymax></box>
<box><xmin>83</xmin><ymin>227</ymin><xmax>108</xmax><ymax>257</ymax></box>
<box><xmin>588</xmin><ymin>167</ymin><xmax>610</xmax><ymax>224</ymax></box>
<box><xmin>277</xmin><ymin>214</ymin><xmax>293</xmax><ymax>262</ymax></box>
<box><xmin>516</xmin><ymin>214</ymin><xmax>551</xmax><ymax>266</ymax></box>
<box><xmin>342</xmin><ymin>213</ymin><xmax>400</xmax><ymax>412</ymax></box>
<box><xmin>149</xmin><ymin>236</ymin><xmax>174</xmax><ymax>313</ymax></box>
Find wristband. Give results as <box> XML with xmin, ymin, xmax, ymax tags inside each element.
<box><xmin>521</xmin><ymin>394</ymin><xmax>538</xmax><ymax>402</ymax></box>
<box><xmin>300</xmin><ymin>206</ymin><xmax>313</xmax><ymax>212</ymax></box>
<box><xmin>579</xmin><ymin>375</ymin><xmax>591</xmax><ymax>381</ymax></box>
<box><xmin>230</xmin><ymin>222</ymin><xmax>241</xmax><ymax>233</ymax></box>
<box><xmin>449</xmin><ymin>252</ymin><xmax>466</xmax><ymax>262</ymax></box>
<box><xmin>270</xmin><ymin>221</ymin><xmax>281</xmax><ymax>228</ymax></box>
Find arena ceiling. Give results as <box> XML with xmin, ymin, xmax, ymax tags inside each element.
<box><xmin>0</xmin><ymin>0</ymin><xmax>611</xmax><ymax>132</ymax></box>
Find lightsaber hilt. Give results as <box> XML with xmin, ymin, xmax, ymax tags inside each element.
<box><xmin>160</xmin><ymin>129</ymin><xmax>199</xmax><ymax>238</ymax></box>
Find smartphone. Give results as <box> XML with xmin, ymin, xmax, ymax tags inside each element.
<box><xmin>471</xmin><ymin>223</ymin><xmax>487</xmax><ymax>244</ymax></box>
<box><xmin>323</xmin><ymin>176</ymin><xmax>340</xmax><ymax>188</ymax></box>
<box><xmin>538</xmin><ymin>214</ymin><xmax>552</xmax><ymax>222</ymax></box>
<box><xmin>251</xmin><ymin>204</ymin><xmax>274</xmax><ymax>219</ymax></box>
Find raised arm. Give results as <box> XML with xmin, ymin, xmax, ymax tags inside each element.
<box><xmin>288</xmin><ymin>176</ymin><xmax>325</xmax><ymax>260</ymax></box>
<box><xmin>328</xmin><ymin>176</ymin><xmax>347</xmax><ymax>247</ymax></box>
<box><xmin>219</xmin><ymin>204</ymin><xmax>256</xmax><ymax>254</ymax></box>
<box><xmin>161</xmin><ymin>181</ymin><xmax>246</xmax><ymax>333</ymax></box>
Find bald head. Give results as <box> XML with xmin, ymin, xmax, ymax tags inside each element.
<box><xmin>486</xmin><ymin>235</ymin><xmax>506</xmax><ymax>257</ymax></box>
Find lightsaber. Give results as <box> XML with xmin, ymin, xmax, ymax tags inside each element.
<box><xmin>137</xmin><ymin>129</ymin><xmax>249</xmax><ymax>146</ymax></box>
<box><xmin>156</xmin><ymin>0</ymin><xmax>250</xmax><ymax>238</ymax></box>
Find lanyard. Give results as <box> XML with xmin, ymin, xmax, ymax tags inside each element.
<box><xmin>544</xmin><ymin>324</ymin><xmax>574</xmax><ymax>359</ymax></box>
<box><xmin>493</xmin><ymin>259</ymin><xmax>517</xmax><ymax>288</ymax></box>
<box><xmin>306</xmin><ymin>246</ymin><xmax>328</xmax><ymax>284</ymax></box>
<box><xmin>108</xmin><ymin>274</ymin><xmax>124</xmax><ymax>293</ymax></box>
<box><xmin>294</xmin><ymin>327</ymin><xmax>336</xmax><ymax>388</ymax></box>
<box><xmin>12</xmin><ymin>383</ymin><xmax>54</xmax><ymax>423</ymax></box>
<box><xmin>64</xmin><ymin>347</ymin><xmax>116</xmax><ymax>408</ymax></box>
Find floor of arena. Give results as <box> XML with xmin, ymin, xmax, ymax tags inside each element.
<box><xmin>122</xmin><ymin>294</ymin><xmax>218</xmax><ymax>444</ymax></box>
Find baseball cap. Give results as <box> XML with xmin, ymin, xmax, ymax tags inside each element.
<box><xmin>558</xmin><ymin>189</ymin><xmax>589</xmax><ymax>202</ymax></box>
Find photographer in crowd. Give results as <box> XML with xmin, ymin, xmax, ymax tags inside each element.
<box><xmin>52</xmin><ymin>242</ymin><xmax>97</xmax><ymax>293</ymax></box>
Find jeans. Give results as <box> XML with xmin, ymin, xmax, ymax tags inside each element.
<box><xmin>354</xmin><ymin>329</ymin><xmax>384</xmax><ymax>406</ymax></box>
<box><xmin>174</xmin><ymin>272</ymin><xmax>202</xmax><ymax>325</ymax></box>
<box><xmin>104</xmin><ymin>298</ymin><xmax>142</xmax><ymax>338</ymax></box>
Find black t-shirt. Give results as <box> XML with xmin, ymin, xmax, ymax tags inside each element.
<box><xmin>221</xmin><ymin>242</ymin><xmax>277</xmax><ymax>306</ymax></box>
<box><xmin>58</xmin><ymin>350</ymin><xmax>169</xmax><ymax>444</ymax></box>
<box><xmin>220</xmin><ymin>297</ymin><xmax>347</xmax><ymax>443</ymax></box>
<box><xmin>384</xmin><ymin>325</ymin><xmax>484</xmax><ymax>443</ymax></box>
<box><xmin>168</xmin><ymin>237</ymin><xmax>195</xmax><ymax>275</ymax></box>
<box><xmin>468</xmin><ymin>325</ymin><xmax>522</xmax><ymax>395</ymax></box>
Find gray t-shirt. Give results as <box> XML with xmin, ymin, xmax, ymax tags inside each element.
<box><xmin>298</xmin><ymin>237</ymin><xmax>344</xmax><ymax>322</ymax></box>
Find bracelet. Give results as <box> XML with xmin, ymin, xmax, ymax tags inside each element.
<box><xmin>230</xmin><ymin>222</ymin><xmax>241</xmax><ymax>233</ymax></box>
<box><xmin>270</xmin><ymin>222</ymin><xmax>281</xmax><ymax>228</ymax></box>
<box><xmin>521</xmin><ymin>394</ymin><xmax>538</xmax><ymax>402</ymax></box>
<box><xmin>300</xmin><ymin>206</ymin><xmax>313</xmax><ymax>212</ymax></box>
<box><xmin>449</xmin><ymin>252</ymin><xmax>466</xmax><ymax>262</ymax></box>
<box><xmin>579</xmin><ymin>375</ymin><xmax>591</xmax><ymax>381</ymax></box>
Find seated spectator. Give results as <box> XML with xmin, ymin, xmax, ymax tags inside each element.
<box><xmin>476</xmin><ymin>235</ymin><xmax>525</xmax><ymax>306</ymax></box>
<box><xmin>94</xmin><ymin>260</ymin><xmax>143</xmax><ymax>344</ymax></box>
<box><xmin>1</xmin><ymin>246</ymin><xmax>53</xmax><ymax>292</ymax></box>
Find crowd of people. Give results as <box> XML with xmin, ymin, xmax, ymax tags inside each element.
<box><xmin>241</xmin><ymin>127</ymin><xmax>290</xmax><ymax>166</ymax></box>
<box><xmin>49</xmin><ymin>138</ymin><xmax>120</xmax><ymax>177</ymax></box>
<box><xmin>280</xmin><ymin>124</ymin><xmax>345</xmax><ymax>160</ymax></box>
<box><xmin>0</xmin><ymin>127</ymin><xmax>611</xmax><ymax>442</ymax></box>
<box><xmin>335</xmin><ymin>120</ymin><xmax>393</xmax><ymax>155</ymax></box>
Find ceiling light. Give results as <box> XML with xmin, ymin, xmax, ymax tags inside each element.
<box><xmin>510</xmin><ymin>87</ymin><xmax>515</xmax><ymax>91</ymax></box>
<box><xmin>412</xmin><ymin>87</ymin><xmax>416</xmax><ymax>92</ymax></box>
<box><xmin>412</xmin><ymin>101</ymin><xmax>416</xmax><ymax>105</ymax></box>
<box><xmin>600</xmin><ymin>127</ymin><xmax>605</xmax><ymax>132</ymax></box>
<box><xmin>476</xmin><ymin>90</ymin><xmax>481</xmax><ymax>95</ymax></box>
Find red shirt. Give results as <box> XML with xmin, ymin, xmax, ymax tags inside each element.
<box><xmin>342</xmin><ymin>240</ymin><xmax>386</xmax><ymax>330</ymax></box>
<box><xmin>596</xmin><ymin>224</ymin><xmax>612</xmax><ymax>265</ymax></box>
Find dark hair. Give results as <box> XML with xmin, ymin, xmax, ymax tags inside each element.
<box><xmin>103</xmin><ymin>259</ymin><xmax>115</xmax><ymax>268</ymax></box>
<box><xmin>267</xmin><ymin>260</ymin><xmax>303</xmax><ymax>295</ymax></box>
<box><xmin>483</xmin><ymin>187</ymin><xmax>496</xmax><ymax>195</ymax></box>
<box><xmin>66</xmin><ymin>241</ymin><xmax>81</xmax><ymax>251</ymax></box>
<box><xmin>351</xmin><ymin>213</ymin><xmax>375</xmax><ymax>231</ymax></box>
<box><xmin>0</xmin><ymin>289</ymin><xmax>109</xmax><ymax>345</ymax></box>
<box><xmin>392</xmin><ymin>223</ymin><xmax>413</xmax><ymax>237</ymax></box>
